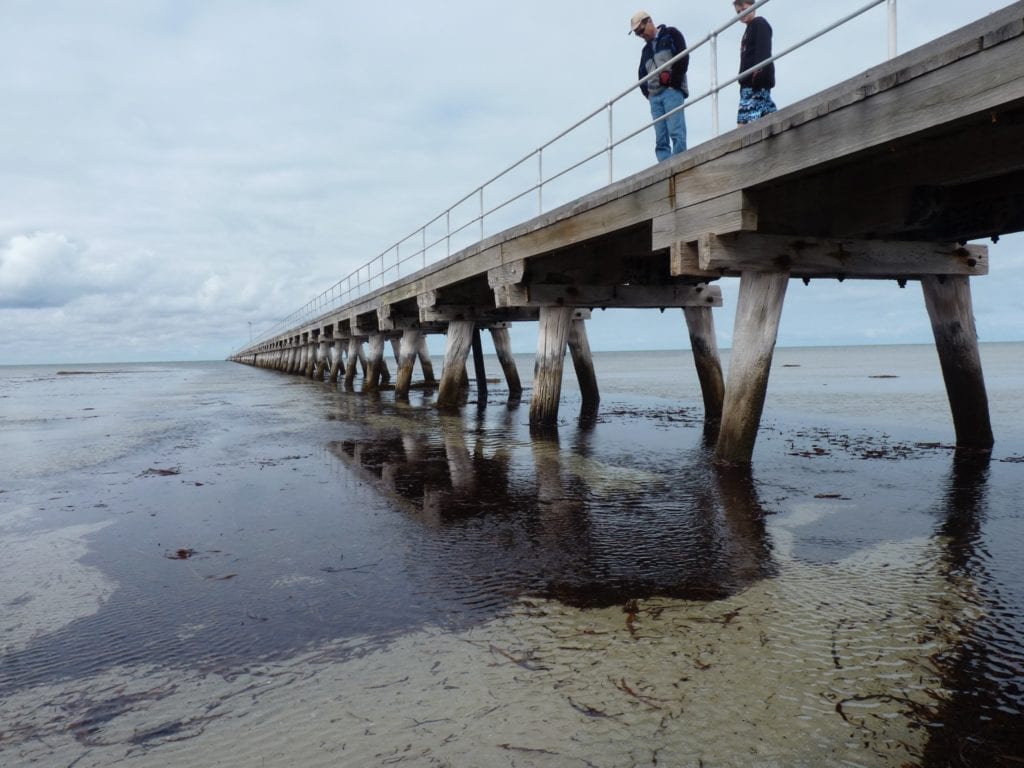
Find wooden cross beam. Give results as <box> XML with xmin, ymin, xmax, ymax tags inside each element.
<box><xmin>693</xmin><ymin>233</ymin><xmax>988</xmax><ymax>279</ymax></box>
<box><xmin>492</xmin><ymin>282</ymin><xmax>723</xmax><ymax>309</ymax></box>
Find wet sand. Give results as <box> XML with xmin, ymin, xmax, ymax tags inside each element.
<box><xmin>1</xmin><ymin>351</ymin><xmax>1022</xmax><ymax>766</ymax></box>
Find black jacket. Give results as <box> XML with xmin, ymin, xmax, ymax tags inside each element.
<box><xmin>739</xmin><ymin>17</ymin><xmax>775</xmax><ymax>89</ymax></box>
<box><xmin>638</xmin><ymin>24</ymin><xmax>689</xmax><ymax>98</ymax></box>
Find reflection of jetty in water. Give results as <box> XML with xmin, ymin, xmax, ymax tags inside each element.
<box><xmin>326</xmin><ymin>395</ymin><xmax>1022</xmax><ymax>765</ymax></box>
<box><xmin>328</xmin><ymin>409</ymin><xmax>775</xmax><ymax>608</ymax></box>
<box><xmin>921</xmin><ymin>450</ymin><xmax>1024</xmax><ymax>767</ymax></box>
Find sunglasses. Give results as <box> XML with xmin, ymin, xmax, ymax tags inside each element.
<box><xmin>633</xmin><ymin>17</ymin><xmax>650</xmax><ymax>35</ymax></box>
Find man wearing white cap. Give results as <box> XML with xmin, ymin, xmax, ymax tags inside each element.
<box><xmin>631</xmin><ymin>11</ymin><xmax>689</xmax><ymax>161</ymax></box>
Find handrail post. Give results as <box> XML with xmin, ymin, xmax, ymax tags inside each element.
<box><xmin>479</xmin><ymin>187</ymin><xmax>485</xmax><ymax>241</ymax></box>
<box><xmin>607</xmin><ymin>103</ymin><xmax>614</xmax><ymax>184</ymax></box>
<box><xmin>537</xmin><ymin>149</ymin><xmax>543</xmax><ymax>214</ymax></box>
<box><xmin>446</xmin><ymin>210</ymin><xmax>451</xmax><ymax>257</ymax></box>
<box><xmin>710</xmin><ymin>33</ymin><xmax>720</xmax><ymax>137</ymax></box>
<box><xmin>422</xmin><ymin>226</ymin><xmax>427</xmax><ymax>268</ymax></box>
<box><xmin>887</xmin><ymin>0</ymin><xmax>897</xmax><ymax>58</ymax></box>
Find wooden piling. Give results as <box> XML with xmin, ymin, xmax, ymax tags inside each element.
<box><xmin>313</xmin><ymin>339</ymin><xmax>329</xmax><ymax>380</ymax></box>
<box><xmin>417</xmin><ymin>335</ymin><xmax>437</xmax><ymax>385</ymax></box>
<box><xmin>437</xmin><ymin>320</ymin><xmax>475</xmax><ymax>409</ymax></box>
<box><xmin>364</xmin><ymin>334</ymin><xmax>386</xmax><ymax>392</ymax></box>
<box><xmin>530</xmin><ymin>306</ymin><xmax>574</xmax><ymax>426</ymax></box>
<box><xmin>344</xmin><ymin>338</ymin><xmax>363</xmax><ymax>388</ymax></box>
<box><xmin>567</xmin><ymin>318</ymin><xmax>599</xmax><ymax>412</ymax></box>
<box><xmin>305</xmin><ymin>340</ymin><xmax>316</xmax><ymax>378</ymax></box>
<box><xmin>921</xmin><ymin>275</ymin><xmax>994</xmax><ymax>448</ymax></box>
<box><xmin>683</xmin><ymin>306</ymin><xmax>726</xmax><ymax>423</ymax></box>
<box><xmin>715</xmin><ymin>271</ymin><xmax>789</xmax><ymax>463</ymax></box>
<box><xmin>490</xmin><ymin>326</ymin><xmax>522</xmax><ymax>401</ymax></box>
<box><xmin>471</xmin><ymin>327</ymin><xmax>488</xmax><ymax>403</ymax></box>
<box><xmin>328</xmin><ymin>340</ymin><xmax>344</xmax><ymax>383</ymax></box>
<box><xmin>395</xmin><ymin>329</ymin><xmax>422</xmax><ymax>400</ymax></box>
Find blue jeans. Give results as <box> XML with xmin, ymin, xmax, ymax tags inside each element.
<box><xmin>649</xmin><ymin>88</ymin><xmax>687</xmax><ymax>161</ymax></box>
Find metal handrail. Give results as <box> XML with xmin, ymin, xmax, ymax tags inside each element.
<box><xmin>237</xmin><ymin>0</ymin><xmax>897</xmax><ymax>354</ymax></box>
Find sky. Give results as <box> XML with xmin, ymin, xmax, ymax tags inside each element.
<box><xmin>1</xmin><ymin>0</ymin><xmax>1020</xmax><ymax>365</ymax></box>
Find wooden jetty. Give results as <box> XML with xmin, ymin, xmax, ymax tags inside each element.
<box><xmin>231</xmin><ymin>4</ymin><xmax>1024</xmax><ymax>463</ymax></box>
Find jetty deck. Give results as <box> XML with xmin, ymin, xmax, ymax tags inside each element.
<box><xmin>231</xmin><ymin>3</ymin><xmax>1024</xmax><ymax>462</ymax></box>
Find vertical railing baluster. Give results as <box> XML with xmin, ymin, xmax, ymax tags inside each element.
<box><xmin>887</xmin><ymin>0</ymin><xmax>897</xmax><ymax>58</ymax></box>
<box><xmin>537</xmin><ymin>149</ymin><xmax>543</xmax><ymax>214</ymax></box>
<box><xmin>479</xmin><ymin>188</ymin><xmax>485</xmax><ymax>241</ymax></box>
<box><xmin>607</xmin><ymin>103</ymin><xmax>614</xmax><ymax>184</ymax></box>
<box><xmin>711</xmin><ymin>33</ymin><xmax>720</xmax><ymax>137</ymax></box>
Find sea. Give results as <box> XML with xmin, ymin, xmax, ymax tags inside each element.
<box><xmin>0</xmin><ymin>343</ymin><xmax>1021</xmax><ymax>767</ymax></box>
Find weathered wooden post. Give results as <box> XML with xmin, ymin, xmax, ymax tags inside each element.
<box><xmin>471</xmin><ymin>327</ymin><xmax>488</xmax><ymax>404</ymax></box>
<box><xmin>490</xmin><ymin>325</ymin><xmax>522</xmax><ymax>402</ymax></box>
<box><xmin>363</xmin><ymin>334</ymin><xmax>387</xmax><ymax>392</ymax></box>
<box><xmin>305</xmin><ymin>336</ymin><xmax>317</xmax><ymax>378</ymax></box>
<box><xmin>921</xmin><ymin>275</ymin><xmax>994</xmax><ymax>448</ymax></box>
<box><xmin>567</xmin><ymin>318</ymin><xmax>599</xmax><ymax>412</ymax></box>
<box><xmin>716</xmin><ymin>271</ymin><xmax>789</xmax><ymax>463</ymax></box>
<box><xmin>683</xmin><ymin>306</ymin><xmax>726</xmax><ymax>423</ymax></box>
<box><xmin>395</xmin><ymin>329</ymin><xmax>422</xmax><ymax>400</ymax></box>
<box><xmin>328</xmin><ymin>339</ymin><xmax>344</xmax><ymax>383</ymax></box>
<box><xmin>313</xmin><ymin>337</ymin><xmax>329</xmax><ymax>380</ymax></box>
<box><xmin>344</xmin><ymin>338</ymin><xmax>364</xmax><ymax>388</ymax></box>
<box><xmin>417</xmin><ymin>335</ymin><xmax>437</xmax><ymax>385</ymax></box>
<box><xmin>530</xmin><ymin>306</ymin><xmax>574</xmax><ymax>426</ymax></box>
<box><xmin>437</xmin><ymin>320</ymin><xmax>475</xmax><ymax>409</ymax></box>
<box><xmin>284</xmin><ymin>342</ymin><xmax>296</xmax><ymax>374</ymax></box>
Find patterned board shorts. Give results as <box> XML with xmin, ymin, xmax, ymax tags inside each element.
<box><xmin>737</xmin><ymin>86</ymin><xmax>777</xmax><ymax>124</ymax></box>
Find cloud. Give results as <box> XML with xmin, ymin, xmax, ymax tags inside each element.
<box><xmin>0</xmin><ymin>233</ymin><xmax>137</xmax><ymax>309</ymax></box>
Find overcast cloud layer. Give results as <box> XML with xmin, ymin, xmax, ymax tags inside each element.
<box><xmin>1</xmin><ymin>0</ymin><xmax>1020</xmax><ymax>364</ymax></box>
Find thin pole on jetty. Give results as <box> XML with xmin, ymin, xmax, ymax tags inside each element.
<box><xmin>683</xmin><ymin>305</ymin><xmax>725</xmax><ymax>423</ymax></box>
<box><xmin>490</xmin><ymin>326</ymin><xmax>522</xmax><ymax>402</ymax></box>
<box><xmin>471</xmin><ymin>327</ymin><xmax>488</xmax><ymax>403</ymax></box>
<box><xmin>567</xmin><ymin>318</ymin><xmax>599</xmax><ymax>412</ymax></box>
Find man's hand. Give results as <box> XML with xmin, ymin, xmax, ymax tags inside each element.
<box><xmin>659</xmin><ymin>71</ymin><xmax>671</xmax><ymax>86</ymax></box>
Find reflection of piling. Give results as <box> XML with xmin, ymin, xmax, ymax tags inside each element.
<box><xmin>921</xmin><ymin>449</ymin><xmax>1010</xmax><ymax>766</ymax></box>
<box><xmin>711</xmin><ymin>462</ymin><xmax>772</xmax><ymax>584</ymax></box>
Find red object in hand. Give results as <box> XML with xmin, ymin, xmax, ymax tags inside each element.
<box><xmin>659</xmin><ymin>71</ymin><xmax>671</xmax><ymax>86</ymax></box>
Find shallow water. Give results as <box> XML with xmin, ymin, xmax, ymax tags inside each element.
<box><xmin>1</xmin><ymin>345</ymin><xmax>1022</xmax><ymax>766</ymax></box>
